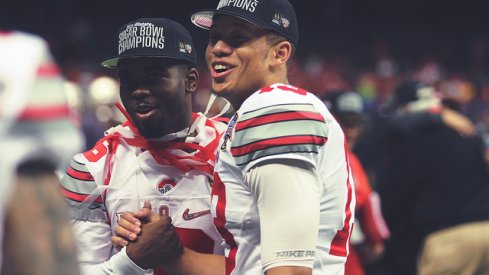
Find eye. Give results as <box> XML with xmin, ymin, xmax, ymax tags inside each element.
<box><xmin>209</xmin><ymin>32</ymin><xmax>221</xmax><ymax>46</ymax></box>
<box><xmin>117</xmin><ymin>74</ymin><xmax>132</xmax><ymax>84</ymax></box>
<box><xmin>228</xmin><ymin>36</ymin><xmax>249</xmax><ymax>47</ymax></box>
<box><xmin>148</xmin><ymin>70</ymin><xmax>169</xmax><ymax>80</ymax></box>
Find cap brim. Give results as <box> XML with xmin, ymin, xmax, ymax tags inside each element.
<box><xmin>191</xmin><ymin>10</ymin><xmax>215</xmax><ymax>30</ymax></box>
<box><xmin>100</xmin><ymin>57</ymin><xmax>119</xmax><ymax>68</ymax></box>
<box><xmin>191</xmin><ymin>9</ymin><xmax>268</xmax><ymax>33</ymax></box>
<box><xmin>100</xmin><ymin>55</ymin><xmax>195</xmax><ymax>69</ymax></box>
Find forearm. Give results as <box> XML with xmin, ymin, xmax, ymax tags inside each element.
<box><xmin>79</xmin><ymin>247</ymin><xmax>147</xmax><ymax>275</ymax></box>
<box><xmin>72</xmin><ymin>220</ymin><xmax>147</xmax><ymax>275</ymax></box>
<box><xmin>162</xmin><ymin>248</ymin><xmax>225</xmax><ymax>275</ymax></box>
<box><xmin>246</xmin><ymin>159</ymin><xmax>319</xmax><ymax>273</ymax></box>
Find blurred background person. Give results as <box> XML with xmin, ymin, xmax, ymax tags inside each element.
<box><xmin>323</xmin><ymin>91</ymin><xmax>390</xmax><ymax>275</ymax></box>
<box><xmin>377</xmin><ymin>81</ymin><xmax>489</xmax><ymax>275</ymax></box>
<box><xmin>0</xmin><ymin>30</ymin><xmax>84</xmax><ymax>274</ymax></box>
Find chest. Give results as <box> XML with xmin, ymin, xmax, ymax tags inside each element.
<box><xmin>102</xmin><ymin>148</ymin><xmax>213</xmax><ymax>227</ymax></box>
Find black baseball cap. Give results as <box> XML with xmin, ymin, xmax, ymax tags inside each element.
<box><xmin>323</xmin><ymin>91</ymin><xmax>365</xmax><ymax>115</ymax></box>
<box><xmin>101</xmin><ymin>18</ymin><xmax>197</xmax><ymax>68</ymax></box>
<box><xmin>191</xmin><ymin>0</ymin><xmax>299</xmax><ymax>48</ymax></box>
<box><xmin>388</xmin><ymin>81</ymin><xmax>428</xmax><ymax>111</ymax></box>
<box><xmin>323</xmin><ymin>91</ymin><xmax>365</xmax><ymax>127</ymax></box>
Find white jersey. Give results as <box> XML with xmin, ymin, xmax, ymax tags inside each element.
<box><xmin>211</xmin><ymin>83</ymin><xmax>356</xmax><ymax>274</ymax></box>
<box><xmin>0</xmin><ymin>31</ymin><xmax>83</xmax><ymax>270</ymax></box>
<box><xmin>60</xmin><ymin>114</ymin><xmax>226</xmax><ymax>275</ymax></box>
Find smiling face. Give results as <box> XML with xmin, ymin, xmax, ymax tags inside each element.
<box><xmin>205</xmin><ymin>15</ymin><xmax>290</xmax><ymax>108</ymax></box>
<box><xmin>117</xmin><ymin>58</ymin><xmax>198</xmax><ymax>139</ymax></box>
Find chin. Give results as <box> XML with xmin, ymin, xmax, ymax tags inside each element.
<box><xmin>212</xmin><ymin>82</ymin><xmax>229</xmax><ymax>94</ymax></box>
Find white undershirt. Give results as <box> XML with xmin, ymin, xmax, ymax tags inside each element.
<box><xmin>245</xmin><ymin>159</ymin><xmax>322</xmax><ymax>272</ymax></box>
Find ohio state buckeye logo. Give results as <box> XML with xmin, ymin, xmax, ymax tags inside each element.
<box><xmin>157</xmin><ymin>178</ymin><xmax>176</xmax><ymax>194</ymax></box>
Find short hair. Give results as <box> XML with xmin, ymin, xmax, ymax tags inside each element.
<box><xmin>176</xmin><ymin>61</ymin><xmax>196</xmax><ymax>73</ymax></box>
<box><xmin>266</xmin><ymin>32</ymin><xmax>295</xmax><ymax>64</ymax></box>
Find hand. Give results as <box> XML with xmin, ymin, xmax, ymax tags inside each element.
<box><xmin>357</xmin><ymin>242</ymin><xmax>385</xmax><ymax>264</ymax></box>
<box><xmin>111</xmin><ymin>201</ymin><xmax>152</xmax><ymax>249</ymax></box>
<box><xmin>441</xmin><ymin>108</ymin><xmax>476</xmax><ymax>138</ymax></box>
<box><xmin>126</xmin><ymin>209</ymin><xmax>183</xmax><ymax>269</ymax></box>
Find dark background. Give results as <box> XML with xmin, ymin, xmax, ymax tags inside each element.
<box><xmin>2</xmin><ymin>0</ymin><xmax>489</xmax><ymax>77</ymax></box>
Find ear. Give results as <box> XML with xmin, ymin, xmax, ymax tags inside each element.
<box><xmin>271</xmin><ymin>41</ymin><xmax>292</xmax><ymax>66</ymax></box>
<box><xmin>185</xmin><ymin>67</ymin><xmax>199</xmax><ymax>94</ymax></box>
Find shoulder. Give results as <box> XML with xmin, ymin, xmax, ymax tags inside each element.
<box><xmin>242</xmin><ymin>83</ymin><xmax>319</xmax><ymax>110</ymax></box>
<box><xmin>230</xmin><ymin>84</ymin><xmax>329</xmax><ymax>168</ymax></box>
<box><xmin>239</xmin><ymin>83</ymin><xmax>327</xmax><ymax>123</ymax></box>
<box><xmin>59</xmin><ymin>154</ymin><xmax>108</xmax><ymax>222</ymax></box>
<box><xmin>59</xmin><ymin>154</ymin><xmax>99</xmax><ymax>202</ymax></box>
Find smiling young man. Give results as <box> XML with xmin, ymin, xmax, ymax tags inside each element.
<box><xmin>193</xmin><ymin>1</ymin><xmax>355</xmax><ymax>273</ymax></box>
<box><xmin>58</xmin><ymin>18</ymin><xmax>227</xmax><ymax>275</ymax></box>
<box><xmin>113</xmin><ymin>1</ymin><xmax>356</xmax><ymax>275</ymax></box>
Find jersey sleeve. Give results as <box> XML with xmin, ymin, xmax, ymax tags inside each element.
<box><xmin>245</xmin><ymin>160</ymin><xmax>321</xmax><ymax>272</ymax></box>
<box><xmin>73</xmin><ymin>220</ymin><xmax>147</xmax><ymax>275</ymax></box>
<box><xmin>59</xmin><ymin>155</ymin><xmax>108</xmax><ymax>223</ymax></box>
<box><xmin>231</xmin><ymin>86</ymin><xmax>329</xmax><ymax>173</ymax></box>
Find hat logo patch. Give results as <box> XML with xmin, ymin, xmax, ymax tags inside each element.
<box><xmin>118</xmin><ymin>22</ymin><xmax>165</xmax><ymax>54</ymax></box>
<box><xmin>217</xmin><ymin>0</ymin><xmax>259</xmax><ymax>13</ymax></box>
<box><xmin>179</xmin><ymin>41</ymin><xmax>193</xmax><ymax>54</ymax></box>
<box><xmin>272</xmin><ymin>13</ymin><xmax>281</xmax><ymax>26</ymax></box>
<box><xmin>281</xmin><ymin>17</ymin><xmax>290</xmax><ymax>28</ymax></box>
<box><xmin>272</xmin><ymin>13</ymin><xmax>289</xmax><ymax>28</ymax></box>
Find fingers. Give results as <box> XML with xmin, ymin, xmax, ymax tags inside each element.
<box><xmin>143</xmin><ymin>200</ymin><xmax>152</xmax><ymax>210</ymax></box>
<box><xmin>120</xmin><ymin>211</ymin><xmax>142</xmax><ymax>227</ymax></box>
<box><xmin>114</xmin><ymin>223</ymin><xmax>139</xmax><ymax>243</ymax></box>
<box><xmin>133</xmin><ymin>202</ymin><xmax>154</xmax><ymax>221</ymax></box>
<box><xmin>111</xmin><ymin>235</ymin><xmax>128</xmax><ymax>249</ymax></box>
<box><xmin>114</xmin><ymin>217</ymin><xmax>141</xmax><ymax>242</ymax></box>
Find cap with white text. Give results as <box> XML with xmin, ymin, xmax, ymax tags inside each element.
<box><xmin>101</xmin><ymin>18</ymin><xmax>197</xmax><ymax>68</ymax></box>
<box><xmin>191</xmin><ymin>0</ymin><xmax>299</xmax><ymax>48</ymax></box>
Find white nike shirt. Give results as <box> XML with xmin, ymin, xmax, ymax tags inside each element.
<box><xmin>60</xmin><ymin>115</ymin><xmax>226</xmax><ymax>275</ymax></box>
<box><xmin>212</xmin><ymin>83</ymin><xmax>356</xmax><ymax>275</ymax></box>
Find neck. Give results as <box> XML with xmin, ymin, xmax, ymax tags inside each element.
<box><xmin>227</xmin><ymin>71</ymin><xmax>289</xmax><ymax>109</ymax></box>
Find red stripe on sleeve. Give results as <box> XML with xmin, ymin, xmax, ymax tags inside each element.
<box><xmin>231</xmin><ymin>135</ymin><xmax>327</xmax><ymax>157</ymax></box>
<box><xmin>236</xmin><ymin>111</ymin><xmax>324</xmax><ymax>131</ymax></box>
<box><xmin>67</xmin><ymin>166</ymin><xmax>94</xmax><ymax>181</ymax></box>
<box><xmin>61</xmin><ymin>187</ymin><xmax>103</xmax><ymax>204</ymax></box>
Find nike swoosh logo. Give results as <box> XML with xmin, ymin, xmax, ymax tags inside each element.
<box><xmin>182</xmin><ymin>208</ymin><xmax>211</xmax><ymax>221</ymax></box>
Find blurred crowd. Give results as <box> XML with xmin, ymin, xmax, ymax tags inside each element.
<box><xmin>69</xmin><ymin>49</ymin><xmax>489</xmax><ymax>153</ymax></box>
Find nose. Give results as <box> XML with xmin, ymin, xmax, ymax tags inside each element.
<box><xmin>131</xmin><ymin>87</ymin><xmax>150</xmax><ymax>99</ymax></box>
<box><xmin>210</xmin><ymin>39</ymin><xmax>232</xmax><ymax>57</ymax></box>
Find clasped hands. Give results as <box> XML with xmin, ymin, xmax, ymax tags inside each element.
<box><xmin>112</xmin><ymin>201</ymin><xmax>183</xmax><ymax>270</ymax></box>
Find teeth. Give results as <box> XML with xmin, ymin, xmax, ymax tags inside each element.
<box><xmin>214</xmin><ymin>64</ymin><xmax>230</xmax><ymax>71</ymax></box>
